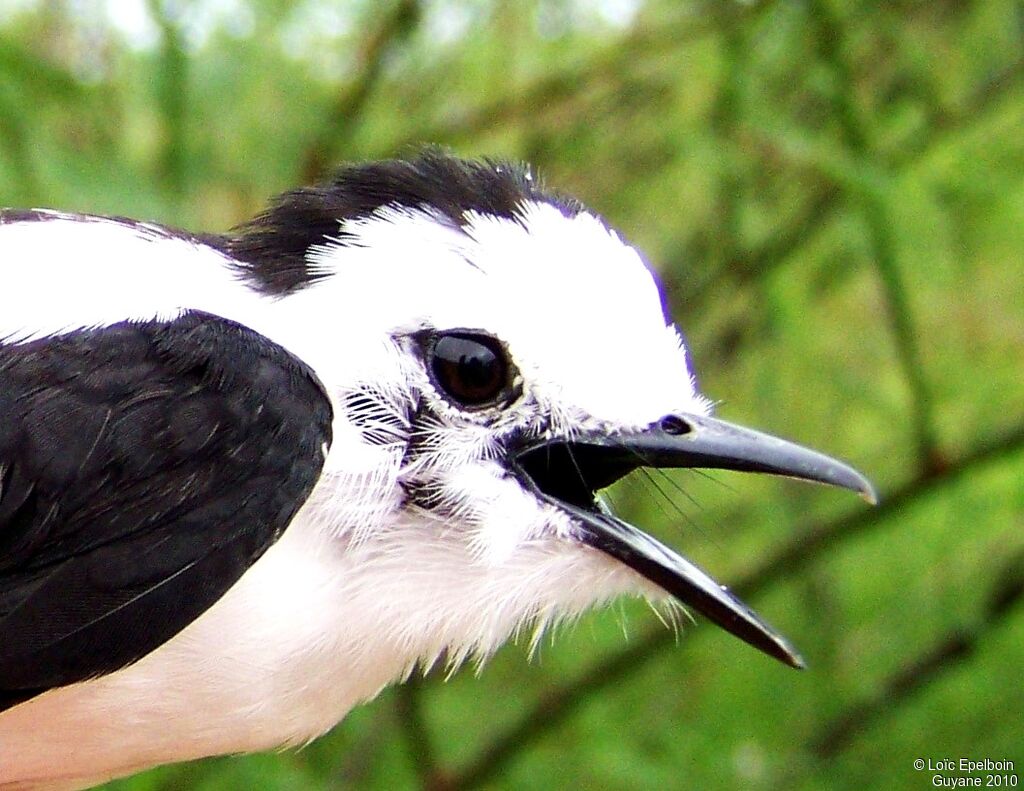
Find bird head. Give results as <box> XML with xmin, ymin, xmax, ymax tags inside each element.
<box><xmin>229</xmin><ymin>151</ymin><xmax>873</xmax><ymax>674</ymax></box>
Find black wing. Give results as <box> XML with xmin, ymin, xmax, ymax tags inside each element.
<box><xmin>0</xmin><ymin>312</ymin><xmax>332</xmax><ymax>710</ymax></box>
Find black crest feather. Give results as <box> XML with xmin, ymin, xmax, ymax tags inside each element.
<box><xmin>223</xmin><ymin>149</ymin><xmax>582</xmax><ymax>295</ymax></box>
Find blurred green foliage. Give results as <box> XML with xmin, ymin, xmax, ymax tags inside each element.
<box><xmin>1</xmin><ymin>1</ymin><xmax>1022</xmax><ymax>789</ymax></box>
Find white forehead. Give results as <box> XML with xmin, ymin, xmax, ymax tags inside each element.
<box><xmin>307</xmin><ymin>202</ymin><xmax>708</xmax><ymax>426</ymax></box>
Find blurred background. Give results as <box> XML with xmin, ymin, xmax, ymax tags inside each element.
<box><xmin>1</xmin><ymin>1</ymin><xmax>1022</xmax><ymax>789</ymax></box>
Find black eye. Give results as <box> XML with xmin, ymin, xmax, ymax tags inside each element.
<box><xmin>428</xmin><ymin>332</ymin><xmax>512</xmax><ymax>409</ymax></box>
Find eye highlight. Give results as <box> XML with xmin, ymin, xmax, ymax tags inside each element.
<box><xmin>426</xmin><ymin>331</ymin><xmax>515</xmax><ymax>410</ymax></box>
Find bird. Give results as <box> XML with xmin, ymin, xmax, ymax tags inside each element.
<box><xmin>0</xmin><ymin>150</ymin><xmax>874</xmax><ymax>789</ymax></box>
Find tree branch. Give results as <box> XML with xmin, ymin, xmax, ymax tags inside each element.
<box><xmin>394</xmin><ymin>674</ymin><xmax>448</xmax><ymax>791</ymax></box>
<box><xmin>811</xmin><ymin>548</ymin><xmax>1024</xmax><ymax>756</ymax></box>
<box><xmin>808</xmin><ymin>0</ymin><xmax>941</xmax><ymax>474</ymax></box>
<box><xmin>300</xmin><ymin>0</ymin><xmax>421</xmax><ymax>182</ymax></box>
<box><xmin>147</xmin><ymin>0</ymin><xmax>189</xmax><ymax>200</ymax></box>
<box><xmin>394</xmin><ymin>1</ymin><xmax>774</xmax><ymax>151</ymax></box>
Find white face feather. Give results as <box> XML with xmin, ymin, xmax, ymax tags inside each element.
<box><xmin>277</xmin><ymin>203</ymin><xmax>713</xmax><ymax>673</ymax></box>
<box><xmin>304</xmin><ymin>202</ymin><xmax>708</xmax><ymax>423</ymax></box>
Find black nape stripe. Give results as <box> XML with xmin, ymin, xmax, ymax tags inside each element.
<box><xmin>0</xmin><ymin>209</ymin><xmax>61</xmax><ymax>225</ymax></box>
<box><xmin>0</xmin><ymin>208</ymin><xmax>221</xmax><ymax>249</ymax></box>
<box><xmin>221</xmin><ymin>149</ymin><xmax>584</xmax><ymax>296</ymax></box>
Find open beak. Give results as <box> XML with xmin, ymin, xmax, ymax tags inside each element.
<box><xmin>510</xmin><ymin>413</ymin><xmax>875</xmax><ymax>669</ymax></box>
